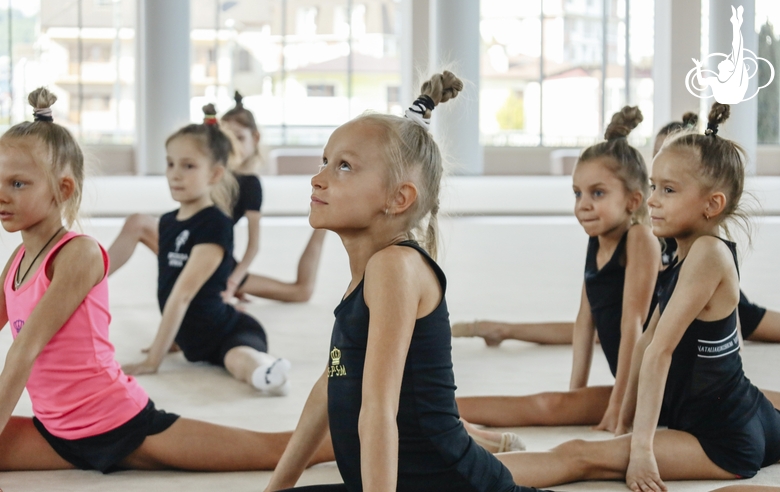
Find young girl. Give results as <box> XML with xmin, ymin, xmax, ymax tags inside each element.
<box><xmin>121</xmin><ymin>106</ymin><xmax>291</xmax><ymax>395</ymax></box>
<box><xmin>263</xmin><ymin>72</ymin><xmax>550</xmax><ymax>492</ymax></box>
<box><xmin>0</xmin><ymin>87</ymin><xmax>333</xmax><ymax>473</ymax></box>
<box><xmin>655</xmin><ymin>112</ymin><xmax>780</xmax><ymax>344</ymax></box>
<box><xmin>108</xmin><ymin>92</ymin><xmax>326</xmax><ymax>304</ymax></box>
<box><xmin>493</xmin><ymin>103</ymin><xmax>780</xmax><ymax>490</ymax></box>
<box><xmin>457</xmin><ymin>107</ymin><xmax>660</xmax><ymax>434</ymax></box>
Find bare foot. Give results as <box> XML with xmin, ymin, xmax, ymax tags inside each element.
<box><xmin>451</xmin><ymin>321</ymin><xmax>505</xmax><ymax>347</ymax></box>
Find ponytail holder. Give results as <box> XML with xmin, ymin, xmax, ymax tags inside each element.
<box><xmin>705</xmin><ymin>122</ymin><xmax>718</xmax><ymax>136</ymax></box>
<box><xmin>405</xmin><ymin>94</ymin><xmax>436</xmax><ymax>130</ymax></box>
<box><xmin>33</xmin><ymin>108</ymin><xmax>53</xmax><ymax>122</ymax></box>
<box><xmin>204</xmin><ymin>114</ymin><xmax>218</xmax><ymax>126</ymax></box>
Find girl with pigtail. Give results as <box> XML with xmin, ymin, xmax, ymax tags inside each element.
<box><xmin>122</xmin><ymin>105</ymin><xmax>292</xmax><ymax>396</ymax></box>
<box><xmin>264</xmin><ymin>72</ymin><xmax>550</xmax><ymax>492</ymax></box>
<box><xmin>0</xmin><ymin>88</ymin><xmax>336</xmax><ymax>473</ymax></box>
<box><xmin>108</xmin><ymin>93</ymin><xmax>326</xmax><ymax>304</ymax></box>
<box><xmin>457</xmin><ymin>106</ymin><xmax>661</xmax><ymax>437</ymax></box>
<box><xmin>490</xmin><ymin>102</ymin><xmax>780</xmax><ymax>491</ymax></box>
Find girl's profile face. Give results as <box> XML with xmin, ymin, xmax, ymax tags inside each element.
<box><xmin>0</xmin><ymin>140</ymin><xmax>60</xmax><ymax>233</ymax></box>
<box><xmin>310</xmin><ymin>120</ymin><xmax>390</xmax><ymax>233</ymax></box>
<box><xmin>222</xmin><ymin>119</ymin><xmax>258</xmax><ymax>162</ymax></box>
<box><xmin>572</xmin><ymin>157</ymin><xmax>636</xmax><ymax>237</ymax></box>
<box><xmin>165</xmin><ymin>136</ymin><xmax>222</xmax><ymax>205</ymax></box>
<box><xmin>648</xmin><ymin>149</ymin><xmax>711</xmax><ymax>238</ymax></box>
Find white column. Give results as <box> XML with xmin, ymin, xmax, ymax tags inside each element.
<box><xmin>710</xmin><ymin>0</ymin><xmax>757</xmax><ymax>173</ymax></box>
<box><xmin>136</xmin><ymin>0</ymin><xmax>191</xmax><ymax>175</ymax></box>
<box><xmin>653</xmin><ymin>0</ymin><xmax>701</xmax><ymax>136</ymax></box>
<box><xmin>400</xmin><ymin>0</ymin><xmax>429</xmax><ymax>109</ymax></box>
<box><xmin>429</xmin><ymin>0</ymin><xmax>482</xmax><ymax>175</ymax></box>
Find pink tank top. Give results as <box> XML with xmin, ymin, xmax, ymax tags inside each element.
<box><xmin>5</xmin><ymin>232</ymin><xmax>148</xmax><ymax>439</ymax></box>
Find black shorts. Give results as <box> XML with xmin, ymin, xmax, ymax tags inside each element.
<box><xmin>697</xmin><ymin>397</ymin><xmax>780</xmax><ymax>478</ymax></box>
<box><xmin>738</xmin><ymin>290</ymin><xmax>767</xmax><ymax>339</ymax></box>
<box><xmin>278</xmin><ymin>486</ymin><xmax>347</xmax><ymax>492</ymax></box>
<box><xmin>33</xmin><ymin>399</ymin><xmax>179</xmax><ymax>473</ymax></box>
<box><xmin>206</xmin><ymin>311</ymin><xmax>268</xmax><ymax>366</ymax></box>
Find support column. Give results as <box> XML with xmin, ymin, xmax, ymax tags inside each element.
<box><xmin>653</xmin><ymin>0</ymin><xmax>702</xmax><ymax>137</ymax></box>
<box><xmin>710</xmin><ymin>0</ymin><xmax>757</xmax><ymax>173</ymax></box>
<box><xmin>400</xmin><ymin>0</ymin><xmax>429</xmax><ymax>109</ymax></box>
<box><xmin>136</xmin><ymin>0</ymin><xmax>191</xmax><ymax>175</ymax></box>
<box><xmin>429</xmin><ymin>0</ymin><xmax>482</xmax><ymax>175</ymax></box>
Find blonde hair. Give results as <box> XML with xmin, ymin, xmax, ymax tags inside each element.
<box><xmin>0</xmin><ymin>87</ymin><xmax>84</xmax><ymax>228</ymax></box>
<box><xmin>662</xmin><ymin>102</ymin><xmax>748</xmax><ymax>239</ymax></box>
<box><xmin>577</xmin><ymin>106</ymin><xmax>650</xmax><ymax>226</ymax></box>
<box><xmin>165</xmin><ymin>103</ymin><xmax>239</xmax><ymax>217</ymax></box>
<box><xmin>352</xmin><ymin>71</ymin><xmax>463</xmax><ymax>260</ymax></box>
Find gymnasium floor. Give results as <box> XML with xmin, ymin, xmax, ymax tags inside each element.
<box><xmin>1</xmin><ymin>214</ymin><xmax>779</xmax><ymax>491</ymax></box>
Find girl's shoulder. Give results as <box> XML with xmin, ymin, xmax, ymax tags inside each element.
<box><xmin>626</xmin><ymin>223</ymin><xmax>661</xmax><ymax>257</ymax></box>
<box><xmin>687</xmin><ymin>235</ymin><xmax>736</xmax><ymax>267</ymax></box>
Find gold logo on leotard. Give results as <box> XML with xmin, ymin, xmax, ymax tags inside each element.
<box><xmin>329</xmin><ymin>347</ymin><xmax>346</xmax><ymax>377</ymax></box>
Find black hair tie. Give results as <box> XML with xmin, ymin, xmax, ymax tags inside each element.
<box><xmin>33</xmin><ymin>108</ymin><xmax>53</xmax><ymax>122</ymax></box>
<box><xmin>705</xmin><ymin>121</ymin><xmax>718</xmax><ymax>136</ymax></box>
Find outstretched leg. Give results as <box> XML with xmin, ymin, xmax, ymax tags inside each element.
<box><xmin>0</xmin><ymin>417</ymin><xmax>75</xmax><ymax>470</ymax></box>
<box><xmin>238</xmin><ymin>229</ymin><xmax>326</xmax><ymax>303</ymax></box>
<box><xmin>451</xmin><ymin>321</ymin><xmax>573</xmax><ymax>346</ymax></box>
<box><xmin>120</xmin><ymin>418</ymin><xmax>334</xmax><ymax>471</ymax></box>
<box><xmin>497</xmin><ymin>429</ymin><xmax>735</xmax><ymax>489</ymax></box>
<box><xmin>224</xmin><ymin>346</ymin><xmax>290</xmax><ymax>394</ymax></box>
<box><xmin>107</xmin><ymin>213</ymin><xmax>160</xmax><ymax>276</ymax></box>
<box><xmin>747</xmin><ymin>310</ymin><xmax>780</xmax><ymax>343</ymax></box>
<box><xmin>457</xmin><ymin>386</ymin><xmax>613</xmax><ymax>427</ymax></box>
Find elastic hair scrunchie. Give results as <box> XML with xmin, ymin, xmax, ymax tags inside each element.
<box><xmin>203</xmin><ymin>114</ymin><xmax>218</xmax><ymax>126</ymax></box>
<box><xmin>33</xmin><ymin>107</ymin><xmax>53</xmax><ymax>122</ymax></box>
<box><xmin>405</xmin><ymin>94</ymin><xmax>436</xmax><ymax>130</ymax></box>
<box><xmin>705</xmin><ymin>122</ymin><xmax>718</xmax><ymax>137</ymax></box>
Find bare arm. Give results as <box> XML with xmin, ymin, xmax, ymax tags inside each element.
<box><xmin>616</xmin><ymin>305</ymin><xmax>659</xmax><ymax>435</ymax></box>
<box><xmin>596</xmin><ymin>226</ymin><xmax>660</xmax><ymax>432</ymax></box>
<box><xmin>265</xmin><ymin>370</ymin><xmax>330</xmax><ymax>491</ymax></box>
<box><xmin>224</xmin><ymin>210</ymin><xmax>261</xmax><ymax>300</ymax></box>
<box><xmin>627</xmin><ymin>237</ymin><xmax>738</xmax><ymax>492</ymax></box>
<box><xmin>359</xmin><ymin>246</ymin><xmax>434</xmax><ymax>492</ymax></box>
<box><xmin>123</xmin><ymin>243</ymin><xmax>224</xmax><ymax>374</ymax></box>
<box><xmin>0</xmin><ymin>238</ymin><xmax>104</xmax><ymax>436</ymax></box>
<box><xmin>570</xmin><ymin>282</ymin><xmax>596</xmax><ymax>390</ymax></box>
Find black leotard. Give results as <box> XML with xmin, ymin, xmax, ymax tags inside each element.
<box><xmin>326</xmin><ymin>241</ymin><xmax>547</xmax><ymax>492</ymax></box>
<box><xmin>656</xmin><ymin>238</ymin><xmax>780</xmax><ymax>478</ymax></box>
<box><xmin>663</xmin><ymin>239</ymin><xmax>767</xmax><ymax>339</ymax></box>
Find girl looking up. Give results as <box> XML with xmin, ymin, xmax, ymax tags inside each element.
<box><xmin>122</xmin><ymin>106</ymin><xmax>290</xmax><ymax>396</ymax></box>
<box><xmin>264</xmin><ymin>72</ymin><xmax>550</xmax><ymax>492</ymax></box>
<box><xmin>0</xmin><ymin>88</ymin><xmax>332</xmax><ymax>473</ymax></box>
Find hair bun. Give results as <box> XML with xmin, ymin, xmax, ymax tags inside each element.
<box><xmin>28</xmin><ymin>87</ymin><xmax>57</xmax><ymax>110</ymax></box>
<box><xmin>681</xmin><ymin>112</ymin><xmax>699</xmax><ymax>127</ymax></box>
<box><xmin>604</xmin><ymin>106</ymin><xmax>643</xmax><ymax>140</ymax></box>
<box><xmin>233</xmin><ymin>91</ymin><xmax>243</xmax><ymax>108</ymax></box>
<box><xmin>707</xmin><ymin>103</ymin><xmax>730</xmax><ymax>134</ymax></box>
<box><xmin>202</xmin><ymin>103</ymin><xmax>217</xmax><ymax>116</ymax></box>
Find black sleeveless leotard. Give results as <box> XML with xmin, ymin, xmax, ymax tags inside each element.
<box><xmin>584</xmin><ymin>231</ymin><xmax>657</xmax><ymax>377</ymax></box>
<box><xmin>663</xmin><ymin>239</ymin><xmax>767</xmax><ymax>339</ymax></box>
<box><xmin>325</xmin><ymin>241</ymin><xmax>548</xmax><ymax>492</ymax></box>
<box><xmin>657</xmin><ymin>238</ymin><xmax>780</xmax><ymax>478</ymax></box>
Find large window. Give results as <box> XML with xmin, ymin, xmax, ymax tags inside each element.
<box><xmin>192</xmin><ymin>0</ymin><xmax>400</xmax><ymax>146</ymax></box>
<box><xmin>756</xmin><ymin>0</ymin><xmax>780</xmax><ymax>145</ymax></box>
<box><xmin>480</xmin><ymin>0</ymin><xmax>654</xmax><ymax>148</ymax></box>
<box><xmin>0</xmin><ymin>0</ymin><xmax>136</xmax><ymax>144</ymax></box>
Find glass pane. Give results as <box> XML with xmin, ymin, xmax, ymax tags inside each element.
<box><xmin>193</xmin><ymin>0</ymin><xmax>400</xmax><ymax>147</ymax></box>
<box><xmin>756</xmin><ymin>0</ymin><xmax>780</xmax><ymax>144</ymax></box>
<box><xmin>628</xmin><ymin>0</ymin><xmax>654</xmax><ymax>146</ymax></box>
<box><xmin>480</xmin><ymin>0</ymin><xmax>543</xmax><ymax>146</ymax></box>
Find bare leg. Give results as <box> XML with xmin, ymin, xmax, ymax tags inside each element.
<box><xmin>107</xmin><ymin>214</ymin><xmax>160</xmax><ymax>276</ymax></box>
<box><xmin>238</xmin><ymin>229</ymin><xmax>326</xmax><ymax>303</ymax></box>
<box><xmin>760</xmin><ymin>389</ymin><xmax>780</xmax><ymax>410</ymax></box>
<box><xmin>223</xmin><ymin>346</ymin><xmax>278</xmax><ymax>384</ymax></box>
<box><xmin>451</xmin><ymin>321</ymin><xmax>573</xmax><ymax>346</ymax></box>
<box><xmin>712</xmin><ymin>487</ymin><xmax>780</xmax><ymax>492</ymax></box>
<box><xmin>497</xmin><ymin>429</ymin><xmax>736</xmax><ymax>489</ymax></box>
<box><xmin>747</xmin><ymin>310</ymin><xmax>780</xmax><ymax>343</ymax></box>
<box><xmin>121</xmin><ymin>418</ymin><xmax>334</xmax><ymax>471</ymax></box>
<box><xmin>457</xmin><ymin>386</ymin><xmax>612</xmax><ymax>427</ymax></box>
<box><xmin>0</xmin><ymin>417</ymin><xmax>75</xmax><ymax>470</ymax></box>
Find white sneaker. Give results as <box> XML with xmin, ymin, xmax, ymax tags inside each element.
<box><xmin>251</xmin><ymin>358</ymin><xmax>291</xmax><ymax>394</ymax></box>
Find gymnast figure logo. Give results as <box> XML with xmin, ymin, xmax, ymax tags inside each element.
<box><xmin>686</xmin><ymin>5</ymin><xmax>775</xmax><ymax>104</ymax></box>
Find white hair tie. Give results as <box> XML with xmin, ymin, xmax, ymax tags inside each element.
<box><xmin>33</xmin><ymin>107</ymin><xmax>53</xmax><ymax>122</ymax></box>
<box><xmin>405</xmin><ymin>95</ymin><xmax>436</xmax><ymax>130</ymax></box>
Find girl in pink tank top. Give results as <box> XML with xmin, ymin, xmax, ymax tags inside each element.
<box><xmin>0</xmin><ymin>88</ymin><xmax>334</xmax><ymax>474</ymax></box>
